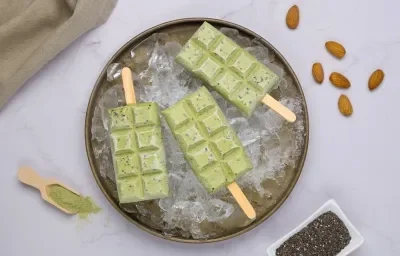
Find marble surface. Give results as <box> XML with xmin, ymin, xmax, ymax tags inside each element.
<box><xmin>1</xmin><ymin>0</ymin><xmax>399</xmax><ymax>255</ymax></box>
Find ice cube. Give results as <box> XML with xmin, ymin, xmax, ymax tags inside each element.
<box><xmin>206</xmin><ymin>199</ymin><xmax>234</xmax><ymax>222</ymax></box>
<box><xmin>163</xmin><ymin>123</ymin><xmax>186</xmax><ymax>168</ymax></box>
<box><xmin>230</xmin><ymin>117</ymin><xmax>250</xmax><ymax>134</ymax></box>
<box><xmin>148</xmin><ymin>42</ymin><xmax>171</xmax><ymax>72</ymax></box>
<box><xmin>98</xmin><ymin>147</ymin><xmax>115</xmax><ymax>182</ymax></box>
<box><xmin>93</xmin><ymin>140</ymin><xmax>107</xmax><ymax>159</ymax></box>
<box><xmin>99</xmin><ymin>84</ymin><xmax>125</xmax><ymax>110</ymax></box>
<box><xmin>245</xmin><ymin>137</ymin><xmax>262</xmax><ymax>167</ymax></box>
<box><xmin>245</xmin><ymin>46</ymin><xmax>274</xmax><ymax>65</ymax></box>
<box><xmin>121</xmin><ymin>203</ymin><xmax>138</xmax><ymax>214</ymax></box>
<box><xmin>164</xmin><ymin>41</ymin><xmax>182</xmax><ymax>58</ymax></box>
<box><xmin>279</xmin><ymin>77</ymin><xmax>288</xmax><ymax>91</ymax></box>
<box><xmin>216</xmin><ymin>206</ymin><xmax>253</xmax><ymax>229</ymax></box>
<box><xmin>159</xmin><ymin>197</ymin><xmax>175</xmax><ymax>212</ymax></box>
<box><xmin>190</xmin><ymin>224</ymin><xmax>208</xmax><ymax>239</ymax></box>
<box><xmin>91</xmin><ymin>105</ymin><xmax>107</xmax><ymax>142</ymax></box>
<box><xmin>106</xmin><ymin>63</ymin><xmax>122</xmax><ymax>82</ymax></box>
<box><xmin>266</xmin><ymin>62</ymin><xmax>284</xmax><ymax>78</ymax></box>
<box><xmin>220</xmin><ymin>27</ymin><xmax>252</xmax><ymax>47</ymax></box>
<box><xmin>211</xmin><ymin>91</ymin><xmax>230</xmax><ymax>113</ymax></box>
<box><xmin>135</xmin><ymin>202</ymin><xmax>150</xmax><ymax>216</ymax></box>
<box><xmin>238</xmin><ymin>128</ymin><xmax>261</xmax><ymax>147</ymax></box>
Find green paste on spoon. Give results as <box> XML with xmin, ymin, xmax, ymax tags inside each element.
<box><xmin>47</xmin><ymin>184</ymin><xmax>101</xmax><ymax>219</ymax></box>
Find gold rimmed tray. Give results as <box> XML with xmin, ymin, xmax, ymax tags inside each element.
<box><xmin>84</xmin><ymin>18</ymin><xmax>309</xmax><ymax>243</ymax></box>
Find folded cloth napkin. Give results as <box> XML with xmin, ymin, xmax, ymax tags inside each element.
<box><xmin>0</xmin><ymin>0</ymin><xmax>117</xmax><ymax>110</ymax></box>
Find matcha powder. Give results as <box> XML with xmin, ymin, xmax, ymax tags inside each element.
<box><xmin>47</xmin><ymin>185</ymin><xmax>101</xmax><ymax>219</ymax></box>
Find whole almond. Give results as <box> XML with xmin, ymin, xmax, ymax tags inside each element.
<box><xmin>368</xmin><ymin>69</ymin><xmax>385</xmax><ymax>91</ymax></box>
<box><xmin>312</xmin><ymin>63</ymin><xmax>324</xmax><ymax>84</ymax></box>
<box><xmin>286</xmin><ymin>5</ymin><xmax>300</xmax><ymax>29</ymax></box>
<box><xmin>338</xmin><ymin>95</ymin><xmax>353</xmax><ymax>116</ymax></box>
<box><xmin>330</xmin><ymin>72</ymin><xmax>351</xmax><ymax>88</ymax></box>
<box><xmin>325</xmin><ymin>41</ymin><xmax>346</xmax><ymax>59</ymax></box>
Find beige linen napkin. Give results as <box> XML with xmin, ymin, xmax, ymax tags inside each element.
<box><xmin>0</xmin><ymin>0</ymin><xmax>117</xmax><ymax>110</ymax></box>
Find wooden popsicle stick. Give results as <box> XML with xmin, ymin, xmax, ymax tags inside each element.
<box><xmin>228</xmin><ymin>182</ymin><xmax>256</xmax><ymax>220</ymax></box>
<box><xmin>17</xmin><ymin>167</ymin><xmax>79</xmax><ymax>214</ymax></box>
<box><xmin>261</xmin><ymin>94</ymin><xmax>296</xmax><ymax>123</ymax></box>
<box><xmin>121</xmin><ymin>67</ymin><xmax>136</xmax><ymax>104</ymax></box>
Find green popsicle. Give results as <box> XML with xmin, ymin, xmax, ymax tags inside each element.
<box><xmin>162</xmin><ymin>86</ymin><xmax>253</xmax><ymax>193</ymax></box>
<box><xmin>108</xmin><ymin>102</ymin><xmax>169</xmax><ymax>203</ymax></box>
<box><xmin>176</xmin><ymin>22</ymin><xmax>295</xmax><ymax>122</ymax></box>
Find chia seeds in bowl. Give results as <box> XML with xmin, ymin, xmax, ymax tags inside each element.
<box><xmin>276</xmin><ymin>211</ymin><xmax>351</xmax><ymax>256</ymax></box>
<box><xmin>267</xmin><ymin>199</ymin><xmax>364</xmax><ymax>256</ymax></box>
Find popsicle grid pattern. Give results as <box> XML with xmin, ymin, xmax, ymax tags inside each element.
<box><xmin>176</xmin><ymin>22</ymin><xmax>279</xmax><ymax>116</ymax></box>
<box><xmin>163</xmin><ymin>87</ymin><xmax>253</xmax><ymax>193</ymax></box>
<box><xmin>108</xmin><ymin>103</ymin><xmax>169</xmax><ymax>203</ymax></box>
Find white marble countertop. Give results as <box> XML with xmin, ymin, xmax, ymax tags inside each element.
<box><xmin>1</xmin><ymin>0</ymin><xmax>399</xmax><ymax>255</ymax></box>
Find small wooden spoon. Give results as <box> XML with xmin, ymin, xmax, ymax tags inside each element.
<box><xmin>17</xmin><ymin>167</ymin><xmax>79</xmax><ymax>214</ymax></box>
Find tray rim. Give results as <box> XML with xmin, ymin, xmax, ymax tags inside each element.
<box><xmin>84</xmin><ymin>17</ymin><xmax>309</xmax><ymax>244</ymax></box>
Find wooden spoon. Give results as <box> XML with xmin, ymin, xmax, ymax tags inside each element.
<box><xmin>17</xmin><ymin>167</ymin><xmax>79</xmax><ymax>214</ymax></box>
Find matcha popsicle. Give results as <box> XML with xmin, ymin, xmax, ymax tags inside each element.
<box><xmin>108</xmin><ymin>68</ymin><xmax>169</xmax><ymax>203</ymax></box>
<box><xmin>176</xmin><ymin>22</ymin><xmax>296</xmax><ymax>122</ymax></box>
<box><xmin>162</xmin><ymin>86</ymin><xmax>255</xmax><ymax>219</ymax></box>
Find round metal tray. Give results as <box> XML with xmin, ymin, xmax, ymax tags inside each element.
<box><xmin>85</xmin><ymin>18</ymin><xmax>309</xmax><ymax>243</ymax></box>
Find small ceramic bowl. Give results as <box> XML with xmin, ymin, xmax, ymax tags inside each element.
<box><xmin>266</xmin><ymin>199</ymin><xmax>364</xmax><ymax>256</ymax></box>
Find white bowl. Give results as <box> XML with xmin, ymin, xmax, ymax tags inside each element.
<box><xmin>266</xmin><ymin>199</ymin><xmax>364</xmax><ymax>256</ymax></box>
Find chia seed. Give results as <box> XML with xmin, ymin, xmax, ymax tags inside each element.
<box><xmin>276</xmin><ymin>211</ymin><xmax>351</xmax><ymax>256</ymax></box>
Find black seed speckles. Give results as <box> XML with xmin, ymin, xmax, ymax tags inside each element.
<box><xmin>276</xmin><ymin>211</ymin><xmax>351</xmax><ymax>256</ymax></box>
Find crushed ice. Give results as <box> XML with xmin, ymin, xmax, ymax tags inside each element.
<box><xmin>106</xmin><ymin>63</ymin><xmax>122</xmax><ymax>82</ymax></box>
<box><xmin>91</xmin><ymin>28</ymin><xmax>306</xmax><ymax>239</ymax></box>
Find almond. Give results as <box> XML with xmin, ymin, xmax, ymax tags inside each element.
<box><xmin>338</xmin><ymin>95</ymin><xmax>353</xmax><ymax>116</ymax></box>
<box><xmin>368</xmin><ymin>69</ymin><xmax>385</xmax><ymax>91</ymax></box>
<box><xmin>325</xmin><ymin>41</ymin><xmax>346</xmax><ymax>59</ymax></box>
<box><xmin>286</xmin><ymin>5</ymin><xmax>300</xmax><ymax>29</ymax></box>
<box><xmin>312</xmin><ymin>63</ymin><xmax>324</xmax><ymax>84</ymax></box>
<box><xmin>329</xmin><ymin>72</ymin><xmax>351</xmax><ymax>88</ymax></box>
